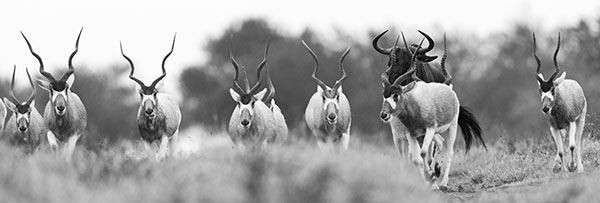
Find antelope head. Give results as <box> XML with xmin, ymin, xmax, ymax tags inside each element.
<box><xmin>373</xmin><ymin>30</ymin><xmax>437</xmax><ymax>74</ymax></box>
<box><xmin>380</xmin><ymin>38</ymin><xmax>427</xmax><ymax>122</ymax></box>
<box><xmin>228</xmin><ymin>36</ymin><xmax>269</xmax><ymax>129</ymax></box>
<box><xmin>533</xmin><ymin>33</ymin><xmax>565</xmax><ymax>115</ymax></box>
<box><xmin>3</xmin><ymin>65</ymin><xmax>37</xmax><ymax>134</ymax></box>
<box><xmin>302</xmin><ymin>40</ymin><xmax>351</xmax><ymax>125</ymax></box>
<box><xmin>121</xmin><ymin>34</ymin><xmax>176</xmax><ymax>119</ymax></box>
<box><xmin>22</xmin><ymin>28</ymin><xmax>82</xmax><ymax>116</ymax></box>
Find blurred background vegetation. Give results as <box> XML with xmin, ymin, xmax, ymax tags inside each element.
<box><xmin>3</xmin><ymin>17</ymin><xmax>600</xmax><ymax>150</ymax></box>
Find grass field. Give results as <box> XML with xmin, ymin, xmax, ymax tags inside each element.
<box><xmin>1</xmin><ymin>126</ymin><xmax>600</xmax><ymax>203</ymax></box>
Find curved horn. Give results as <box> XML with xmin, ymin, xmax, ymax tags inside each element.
<box><xmin>302</xmin><ymin>40</ymin><xmax>328</xmax><ymax>90</ymax></box>
<box><xmin>60</xmin><ymin>27</ymin><xmax>83</xmax><ymax>81</ymax></box>
<box><xmin>393</xmin><ymin>38</ymin><xmax>425</xmax><ymax>87</ymax></box>
<box><xmin>229</xmin><ymin>35</ymin><xmax>245</xmax><ymax>93</ymax></box>
<box><xmin>21</xmin><ymin>31</ymin><xmax>55</xmax><ymax>81</ymax></box>
<box><xmin>150</xmin><ymin>33</ymin><xmax>176</xmax><ymax>88</ymax></box>
<box><xmin>532</xmin><ymin>33</ymin><xmax>545</xmax><ymax>83</ymax></box>
<box><xmin>372</xmin><ymin>30</ymin><xmax>392</xmax><ymax>55</ymax></box>
<box><xmin>250</xmin><ymin>38</ymin><xmax>271</xmax><ymax>94</ymax></box>
<box><xmin>389</xmin><ymin>35</ymin><xmax>401</xmax><ymax>65</ymax></box>
<box><xmin>415</xmin><ymin>30</ymin><xmax>434</xmax><ymax>55</ymax></box>
<box><xmin>333</xmin><ymin>44</ymin><xmax>352</xmax><ymax>90</ymax></box>
<box><xmin>549</xmin><ymin>33</ymin><xmax>561</xmax><ymax>81</ymax></box>
<box><xmin>401</xmin><ymin>31</ymin><xmax>410</xmax><ymax>53</ymax></box>
<box><xmin>120</xmin><ymin>41</ymin><xmax>147</xmax><ymax>88</ymax></box>
<box><xmin>25</xmin><ymin>67</ymin><xmax>36</xmax><ymax>105</ymax></box>
<box><xmin>9</xmin><ymin>65</ymin><xmax>19</xmax><ymax>103</ymax></box>
<box><xmin>441</xmin><ymin>33</ymin><xmax>452</xmax><ymax>85</ymax></box>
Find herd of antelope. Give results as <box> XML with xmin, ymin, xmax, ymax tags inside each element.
<box><xmin>0</xmin><ymin>28</ymin><xmax>588</xmax><ymax>189</ymax></box>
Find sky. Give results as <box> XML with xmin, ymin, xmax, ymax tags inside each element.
<box><xmin>0</xmin><ymin>0</ymin><xmax>598</xmax><ymax>92</ymax></box>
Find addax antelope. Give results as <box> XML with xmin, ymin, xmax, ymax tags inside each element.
<box><xmin>120</xmin><ymin>34</ymin><xmax>182</xmax><ymax>161</ymax></box>
<box><xmin>302</xmin><ymin>40</ymin><xmax>352</xmax><ymax>152</ymax></box>
<box><xmin>0</xmin><ymin>96</ymin><xmax>5</xmax><ymax>134</ymax></box>
<box><xmin>380</xmin><ymin>40</ymin><xmax>485</xmax><ymax>189</ymax></box>
<box><xmin>375</xmin><ymin>31</ymin><xmax>484</xmax><ymax>160</ymax></box>
<box><xmin>21</xmin><ymin>28</ymin><xmax>87</xmax><ymax>161</ymax></box>
<box><xmin>228</xmin><ymin>36</ymin><xmax>287</xmax><ymax>150</ymax></box>
<box><xmin>532</xmin><ymin>33</ymin><xmax>586</xmax><ymax>173</ymax></box>
<box><xmin>2</xmin><ymin>66</ymin><xmax>47</xmax><ymax>153</ymax></box>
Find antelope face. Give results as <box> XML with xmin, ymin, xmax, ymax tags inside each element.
<box><xmin>139</xmin><ymin>86</ymin><xmax>159</xmax><ymax>118</ymax></box>
<box><xmin>230</xmin><ymin>88</ymin><xmax>267</xmax><ymax>128</ymax></box>
<box><xmin>37</xmin><ymin>77</ymin><xmax>74</xmax><ymax>116</ymax></box>
<box><xmin>380</xmin><ymin>85</ymin><xmax>402</xmax><ymax>122</ymax></box>
<box><xmin>537</xmin><ymin>72</ymin><xmax>565</xmax><ymax>114</ymax></box>
<box><xmin>3</xmin><ymin>99</ymin><xmax>35</xmax><ymax>134</ymax></box>
<box><xmin>319</xmin><ymin>86</ymin><xmax>342</xmax><ymax>125</ymax></box>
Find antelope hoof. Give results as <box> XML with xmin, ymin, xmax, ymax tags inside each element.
<box><xmin>567</xmin><ymin>162</ymin><xmax>577</xmax><ymax>172</ymax></box>
<box><xmin>552</xmin><ymin>162</ymin><xmax>562</xmax><ymax>173</ymax></box>
<box><xmin>50</xmin><ymin>144</ymin><xmax>58</xmax><ymax>154</ymax></box>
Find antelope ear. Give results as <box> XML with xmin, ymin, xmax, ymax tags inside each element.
<box><xmin>155</xmin><ymin>80</ymin><xmax>165</xmax><ymax>90</ymax></box>
<box><xmin>66</xmin><ymin>75</ymin><xmax>75</xmax><ymax>87</ymax></box>
<box><xmin>553</xmin><ymin>72</ymin><xmax>566</xmax><ymax>86</ymax></box>
<box><xmin>316</xmin><ymin>86</ymin><xmax>324</xmax><ymax>93</ymax></box>
<box><xmin>3</xmin><ymin>98</ymin><xmax>16</xmax><ymax>112</ymax></box>
<box><xmin>35</xmin><ymin>79</ymin><xmax>50</xmax><ymax>91</ymax></box>
<box><xmin>229</xmin><ymin>88</ymin><xmax>240</xmax><ymax>102</ymax></box>
<box><xmin>30</xmin><ymin>100</ymin><xmax>36</xmax><ymax>108</ymax></box>
<box><xmin>255</xmin><ymin>88</ymin><xmax>267</xmax><ymax>100</ymax></box>
<box><xmin>337</xmin><ymin>86</ymin><xmax>343</xmax><ymax>93</ymax></box>
<box><xmin>0</xmin><ymin>99</ymin><xmax>6</xmax><ymax>117</ymax></box>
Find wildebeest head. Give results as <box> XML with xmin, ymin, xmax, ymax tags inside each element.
<box><xmin>121</xmin><ymin>34</ymin><xmax>177</xmax><ymax>119</ymax></box>
<box><xmin>373</xmin><ymin>30</ymin><xmax>437</xmax><ymax>73</ymax></box>
<box><xmin>533</xmin><ymin>33</ymin><xmax>565</xmax><ymax>115</ymax></box>
<box><xmin>22</xmin><ymin>28</ymin><xmax>82</xmax><ymax>116</ymax></box>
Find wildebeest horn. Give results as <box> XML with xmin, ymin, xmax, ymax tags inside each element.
<box><xmin>393</xmin><ymin>38</ymin><xmax>425</xmax><ymax>87</ymax></box>
<box><xmin>372</xmin><ymin>29</ymin><xmax>392</xmax><ymax>55</ymax></box>
<box><xmin>415</xmin><ymin>30</ymin><xmax>434</xmax><ymax>55</ymax></box>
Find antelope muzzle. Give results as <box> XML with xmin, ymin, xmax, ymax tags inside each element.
<box><xmin>54</xmin><ymin>94</ymin><xmax>67</xmax><ymax>116</ymax></box>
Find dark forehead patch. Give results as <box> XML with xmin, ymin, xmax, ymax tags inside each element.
<box><xmin>141</xmin><ymin>86</ymin><xmax>156</xmax><ymax>95</ymax></box>
<box><xmin>383</xmin><ymin>85</ymin><xmax>402</xmax><ymax>98</ymax></box>
<box><xmin>51</xmin><ymin>81</ymin><xmax>68</xmax><ymax>91</ymax></box>
<box><xmin>539</xmin><ymin>81</ymin><xmax>554</xmax><ymax>92</ymax></box>
<box><xmin>322</xmin><ymin>89</ymin><xmax>338</xmax><ymax>99</ymax></box>
<box><xmin>240</xmin><ymin>93</ymin><xmax>254</xmax><ymax>104</ymax></box>
<box><xmin>16</xmin><ymin>104</ymin><xmax>30</xmax><ymax>114</ymax></box>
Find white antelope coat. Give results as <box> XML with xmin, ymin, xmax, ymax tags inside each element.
<box><xmin>228</xmin><ymin>100</ymin><xmax>279</xmax><ymax>147</ymax></box>
<box><xmin>2</xmin><ymin>108</ymin><xmax>47</xmax><ymax>153</ymax></box>
<box><xmin>305</xmin><ymin>88</ymin><xmax>351</xmax><ymax>142</ymax></box>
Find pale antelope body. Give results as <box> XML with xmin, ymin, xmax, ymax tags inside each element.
<box><xmin>120</xmin><ymin>34</ymin><xmax>182</xmax><ymax>161</ymax></box>
<box><xmin>380</xmin><ymin>41</ymin><xmax>485</xmax><ymax>189</ymax></box>
<box><xmin>2</xmin><ymin>66</ymin><xmax>47</xmax><ymax>153</ymax></box>
<box><xmin>228</xmin><ymin>37</ymin><xmax>286</xmax><ymax>150</ymax></box>
<box><xmin>533</xmin><ymin>33</ymin><xmax>586</xmax><ymax>173</ymax></box>
<box><xmin>22</xmin><ymin>28</ymin><xmax>87</xmax><ymax>161</ymax></box>
<box><xmin>0</xmin><ymin>99</ymin><xmax>6</xmax><ymax>134</ymax></box>
<box><xmin>302</xmin><ymin>41</ymin><xmax>352</xmax><ymax>152</ymax></box>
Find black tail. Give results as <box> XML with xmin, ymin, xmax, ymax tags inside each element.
<box><xmin>458</xmin><ymin>106</ymin><xmax>487</xmax><ymax>153</ymax></box>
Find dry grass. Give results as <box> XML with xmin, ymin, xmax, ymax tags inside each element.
<box><xmin>1</xmin><ymin>126</ymin><xmax>600</xmax><ymax>203</ymax></box>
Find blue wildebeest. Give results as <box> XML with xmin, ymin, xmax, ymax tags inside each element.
<box><xmin>2</xmin><ymin>66</ymin><xmax>47</xmax><ymax>153</ymax></box>
<box><xmin>374</xmin><ymin>30</ymin><xmax>485</xmax><ymax>161</ymax></box>
<box><xmin>302</xmin><ymin>40</ymin><xmax>352</xmax><ymax>152</ymax></box>
<box><xmin>21</xmin><ymin>28</ymin><xmax>87</xmax><ymax>161</ymax></box>
<box><xmin>120</xmin><ymin>34</ymin><xmax>182</xmax><ymax>161</ymax></box>
<box><xmin>228</xmin><ymin>36</ymin><xmax>287</xmax><ymax>150</ymax></box>
<box><xmin>380</xmin><ymin>41</ymin><xmax>484</xmax><ymax>189</ymax></box>
<box><xmin>532</xmin><ymin>33</ymin><xmax>586</xmax><ymax>173</ymax></box>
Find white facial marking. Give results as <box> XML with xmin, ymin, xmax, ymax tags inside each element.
<box><xmin>385</xmin><ymin>97</ymin><xmax>397</xmax><ymax>109</ymax></box>
<box><xmin>240</xmin><ymin>103</ymin><xmax>253</xmax><ymax>116</ymax></box>
<box><xmin>17</xmin><ymin>113</ymin><xmax>29</xmax><ymax>122</ymax></box>
<box><xmin>142</xmin><ymin>95</ymin><xmax>156</xmax><ymax>106</ymax></box>
<box><xmin>541</xmin><ymin>91</ymin><xmax>554</xmax><ymax>102</ymax></box>
<box><xmin>52</xmin><ymin>90</ymin><xmax>68</xmax><ymax>103</ymax></box>
<box><xmin>323</xmin><ymin>98</ymin><xmax>339</xmax><ymax>111</ymax></box>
